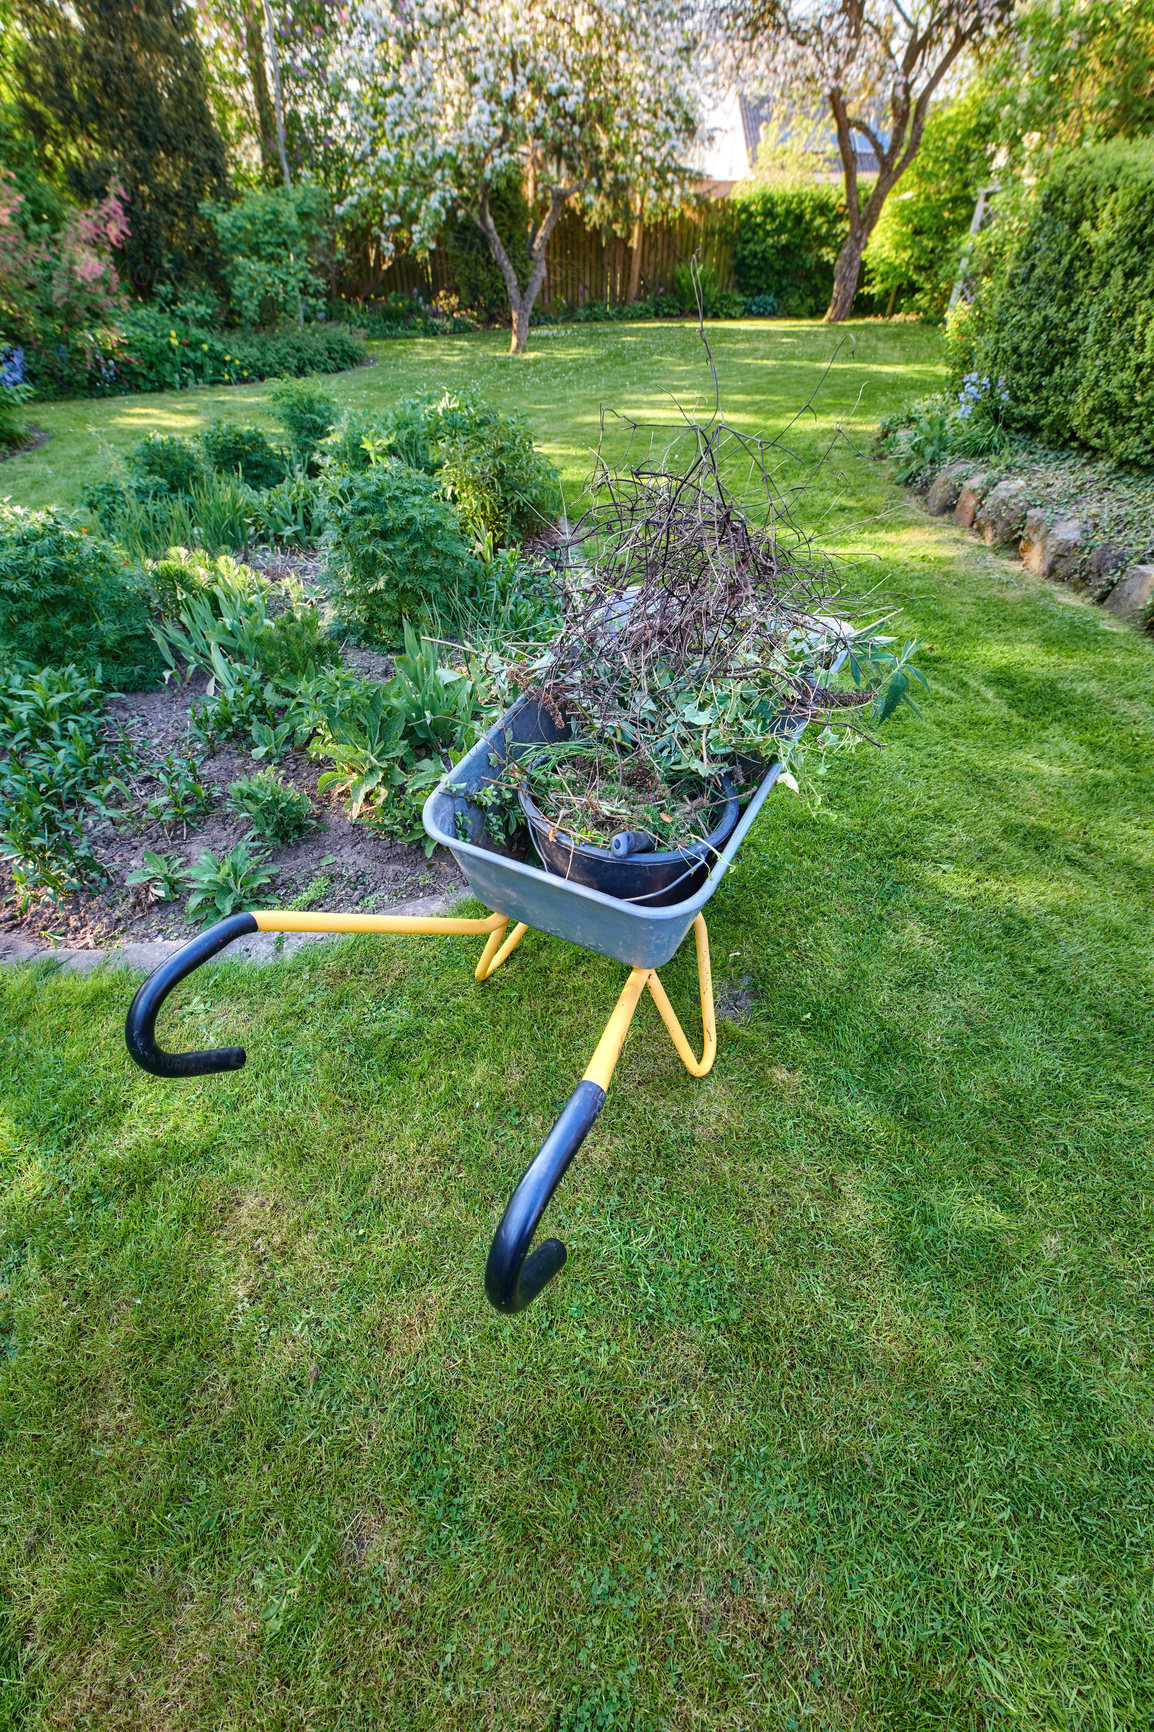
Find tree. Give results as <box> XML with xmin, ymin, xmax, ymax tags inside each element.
<box><xmin>725</xmin><ymin>0</ymin><xmax>1014</xmax><ymax>320</ymax></box>
<box><xmin>978</xmin><ymin>0</ymin><xmax>1154</xmax><ymax>158</ymax></box>
<box><xmin>13</xmin><ymin>0</ymin><xmax>230</xmax><ymax>290</ymax></box>
<box><xmin>336</xmin><ymin>0</ymin><xmax>706</xmax><ymax>353</ymax></box>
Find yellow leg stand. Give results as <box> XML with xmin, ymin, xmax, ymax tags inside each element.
<box><xmin>645</xmin><ymin>914</ymin><xmax>716</xmax><ymax>1078</ymax></box>
<box><xmin>476</xmin><ymin>922</ymin><xmax>529</xmax><ymax>980</ymax></box>
<box><xmin>582</xmin><ymin>913</ymin><xmax>716</xmax><ymax>1092</ymax></box>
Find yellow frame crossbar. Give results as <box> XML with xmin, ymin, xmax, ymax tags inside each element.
<box><xmin>250</xmin><ymin>907</ymin><xmax>714</xmax><ymax>1086</ymax></box>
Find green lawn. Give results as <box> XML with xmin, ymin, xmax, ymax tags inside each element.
<box><xmin>3</xmin><ymin>322</ymin><xmax>1153</xmax><ymax>1729</ymax></box>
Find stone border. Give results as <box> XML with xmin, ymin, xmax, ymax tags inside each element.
<box><xmin>0</xmin><ymin>893</ymin><xmax>452</xmax><ymax>974</ymax></box>
<box><xmin>921</xmin><ymin>462</ymin><xmax>1154</xmax><ymax>629</ymax></box>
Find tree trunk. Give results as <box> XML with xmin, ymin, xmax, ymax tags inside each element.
<box><xmin>510</xmin><ymin>301</ymin><xmax>532</xmax><ymax>354</ymax></box>
<box><xmin>243</xmin><ymin>8</ymin><xmax>278</xmax><ymax>181</ymax></box>
<box><xmin>476</xmin><ymin>183</ymin><xmax>571</xmax><ymax>355</ymax></box>
<box><xmin>627</xmin><ymin>209</ymin><xmax>644</xmax><ymax>302</ymax></box>
<box><xmin>262</xmin><ymin>0</ymin><xmax>291</xmax><ymax>189</ymax></box>
<box><xmin>826</xmin><ymin>229</ymin><xmax>866</xmax><ymax>323</ymax></box>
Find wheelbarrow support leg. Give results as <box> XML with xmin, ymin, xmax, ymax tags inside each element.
<box><xmin>485</xmin><ymin>915</ymin><xmax>716</xmax><ymax>1314</ymax></box>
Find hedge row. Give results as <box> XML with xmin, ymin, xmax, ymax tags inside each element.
<box><xmin>958</xmin><ymin>138</ymin><xmax>1154</xmax><ymax>466</ymax></box>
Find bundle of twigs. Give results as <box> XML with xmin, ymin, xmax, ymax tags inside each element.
<box><xmin>503</xmin><ymin>263</ymin><xmax>918</xmax><ymax>845</ymax></box>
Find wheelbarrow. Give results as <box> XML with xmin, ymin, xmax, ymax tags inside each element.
<box><xmin>124</xmin><ymin>696</ymin><xmax>813</xmax><ymax>1314</ymax></box>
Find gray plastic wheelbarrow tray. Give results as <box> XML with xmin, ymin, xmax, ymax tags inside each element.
<box><xmin>422</xmin><ymin>693</ymin><xmax>808</xmax><ymax>970</ymax></box>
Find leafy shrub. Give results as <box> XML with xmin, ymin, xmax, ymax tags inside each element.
<box><xmin>732</xmin><ymin>183</ymin><xmax>850</xmax><ymax>317</ymax></box>
<box><xmin>232</xmin><ymin>325</ymin><xmax>363</xmax><ymax>382</ymax></box>
<box><xmin>878</xmin><ymin>388</ymin><xmax>1009</xmax><ymax>484</ymax></box>
<box><xmin>126</xmin><ymin>432</ymin><xmax>207</xmax><ymax>496</ymax></box>
<box><xmin>250</xmin><ymin>476</ymin><xmax>328</xmax><ymax>548</ymax></box>
<box><xmin>317</xmin><ymin>410</ymin><xmax>383</xmax><ymax>475</ymax></box>
<box><xmin>254</xmin><ymin>606</ymin><xmax>340</xmax><ymax>681</ymax></box>
<box><xmin>148</xmin><ymin>545</ymin><xmax>224</xmax><ymax>617</ymax></box>
<box><xmin>743</xmin><ymin>294</ymin><xmax>778</xmax><ymax>316</ymax></box>
<box><xmin>359</xmin><ymin>399</ymin><xmax>439</xmax><ymax>474</ymax></box>
<box><xmin>199</xmin><ymin>420</ymin><xmax>288</xmax><ymax>488</ymax></box>
<box><xmin>308</xmin><ymin>670</ymin><xmax>408</xmax><ymax>820</ymax></box>
<box><xmin>203</xmin><ymin>184</ymin><xmax>331</xmax><ymax>330</ymax></box>
<box><xmin>184</xmin><ymin>839</ymin><xmax>275</xmax><ymax>922</ymax></box>
<box><xmin>227</xmin><ymin>769</ymin><xmax>315</xmax><ymax>845</ymax></box>
<box><xmin>82</xmin><ymin>477</ymin><xmax>130</xmax><ymax>534</ymax></box>
<box><xmin>272</xmin><ymin>377</ymin><xmax>339</xmax><ymax>472</ymax></box>
<box><xmin>0</xmin><ymin>505</ymin><xmax>160</xmax><ymax>686</ymax></box>
<box><xmin>0</xmin><ymin>664</ymin><xmax>129</xmax><ymax>904</ymax></box>
<box><xmin>957</xmin><ymin>138</ymin><xmax>1154</xmax><ymax>464</ymax></box>
<box><xmin>323</xmin><ymin>462</ymin><xmax>480</xmax><ymax>642</ymax></box>
<box><xmin>389</xmin><ymin>620</ymin><xmax>478</xmax><ymax>758</ymax></box>
<box><xmin>432</xmin><ymin>388</ymin><xmax>561</xmax><ymax>544</ymax></box>
<box><xmin>42</xmin><ymin>305</ymin><xmax>366</xmax><ymax>400</ymax></box>
<box><xmin>671</xmin><ymin>261</ymin><xmax>742</xmax><ymax>319</ymax></box>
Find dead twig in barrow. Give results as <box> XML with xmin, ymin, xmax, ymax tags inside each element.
<box><xmin>506</xmin><ymin>259</ymin><xmax>925</xmax><ymax>840</ymax></box>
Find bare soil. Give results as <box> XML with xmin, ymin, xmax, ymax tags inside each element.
<box><xmin>0</xmin><ymin>630</ymin><xmax>465</xmax><ymax>952</ymax></box>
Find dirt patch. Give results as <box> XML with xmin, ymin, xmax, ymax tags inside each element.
<box><xmin>0</xmin><ymin>631</ymin><xmax>465</xmax><ymax>951</ymax></box>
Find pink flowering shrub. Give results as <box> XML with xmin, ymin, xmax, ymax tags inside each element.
<box><xmin>0</xmin><ymin>170</ymin><xmax>130</xmax><ymax>394</ymax></box>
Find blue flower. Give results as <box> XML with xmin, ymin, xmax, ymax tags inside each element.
<box><xmin>0</xmin><ymin>344</ymin><xmax>26</xmax><ymax>387</ymax></box>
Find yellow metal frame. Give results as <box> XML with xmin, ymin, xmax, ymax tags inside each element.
<box><xmin>250</xmin><ymin>906</ymin><xmax>715</xmax><ymax>1090</ymax></box>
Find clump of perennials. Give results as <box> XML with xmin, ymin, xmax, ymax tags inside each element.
<box><xmin>495</xmin><ymin>287</ymin><xmax>926</xmax><ymax>856</ymax></box>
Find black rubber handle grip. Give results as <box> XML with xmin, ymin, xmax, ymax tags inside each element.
<box><xmin>485</xmin><ymin>1079</ymin><xmax>606</xmax><ymax>1313</ymax></box>
<box><xmin>124</xmin><ymin>912</ymin><xmax>259</xmax><ymax>1077</ymax></box>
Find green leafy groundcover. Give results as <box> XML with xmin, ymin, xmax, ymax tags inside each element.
<box><xmin>0</xmin><ymin>324</ymin><xmax>1152</xmax><ymax>1725</ymax></box>
<box><xmin>957</xmin><ymin>137</ymin><xmax>1154</xmax><ymax>465</ymax></box>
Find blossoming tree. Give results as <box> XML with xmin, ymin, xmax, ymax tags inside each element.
<box><xmin>337</xmin><ymin>0</ymin><xmax>706</xmax><ymax>352</ymax></box>
<box><xmin>726</xmin><ymin>0</ymin><xmax>1014</xmax><ymax>320</ymax></box>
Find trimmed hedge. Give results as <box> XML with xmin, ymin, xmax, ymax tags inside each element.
<box><xmin>731</xmin><ymin>184</ymin><xmax>849</xmax><ymax>317</ymax></box>
<box><xmin>961</xmin><ymin>139</ymin><xmax>1154</xmax><ymax>465</ymax></box>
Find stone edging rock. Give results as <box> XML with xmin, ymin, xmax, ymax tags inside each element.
<box><xmin>0</xmin><ymin>893</ymin><xmax>452</xmax><ymax>974</ymax></box>
<box><xmin>920</xmin><ymin>463</ymin><xmax>1154</xmax><ymax>630</ymax></box>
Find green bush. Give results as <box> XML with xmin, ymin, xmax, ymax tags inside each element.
<box><xmin>0</xmin><ymin>505</ymin><xmax>160</xmax><ymax>685</ymax></box>
<box><xmin>670</xmin><ymin>261</ymin><xmax>743</xmax><ymax>320</ymax></box>
<box><xmin>731</xmin><ymin>183</ymin><xmax>850</xmax><ymax>317</ymax></box>
<box><xmin>0</xmin><ymin>378</ymin><xmax>32</xmax><ymax>451</ymax></box>
<box><xmin>359</xmin><ymin>398</ymin><xmax>439</xmax><ymax>474</ymax></box>
<box><xmin>318</xmin><ymin>410</ymin><xmax>386</xmax><ymax>475</ymax></box>
<box><xmin>227</xmin><ymin>769</ymin><xmax>315</xmax><ymax>846</ymax></box>
<box><xmin>324</xmin><ymin>462</ymin><xmax>480</xmax><ymax>643</ymax></box>
<box><xmin>126</xmin><ymin>432</ymin><xmax>207</xmax><ymax>496</ymax></box>
<box><xmin>958</xmin><ymin>138</ymin><xmax>1154</xmax><ymax>464</ymax></box>
<box><xmin>232</xmin><ymin>324</ymin><xmax>364</xmax><ymax>381</ymax></box>
<box><xmin>203</xmin><ymin>185</ymin><xmax>331</xmax><ymax>330</ymax></box>
<box><xmin>200</xmin><ymin>420</ymin><xmax>288</xmax><ymax>488</ymax></box>
<box><xmin>184</xmin><ymin>839</ymin><xmax>275</xmax><ymax>923</ymax></box>
<box><xmin>272</xmin><ymin>377</ymin><xmax>339</xmax><ymax>473</ymax></box>
<box><xmin>59</xmin><ymin>305</ymin><xmax>366</xmax><ymax>399</ymax></box>
<box><xmin>432</xmin><ymin>388</ymin><xmax>561</xmax><ymax>544</ymax></box>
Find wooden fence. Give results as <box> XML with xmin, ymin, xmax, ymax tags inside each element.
<box><xmin>347</xmin><ymin>198</ymin><xmax>735</xmax><ymax>313</ymax></box>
